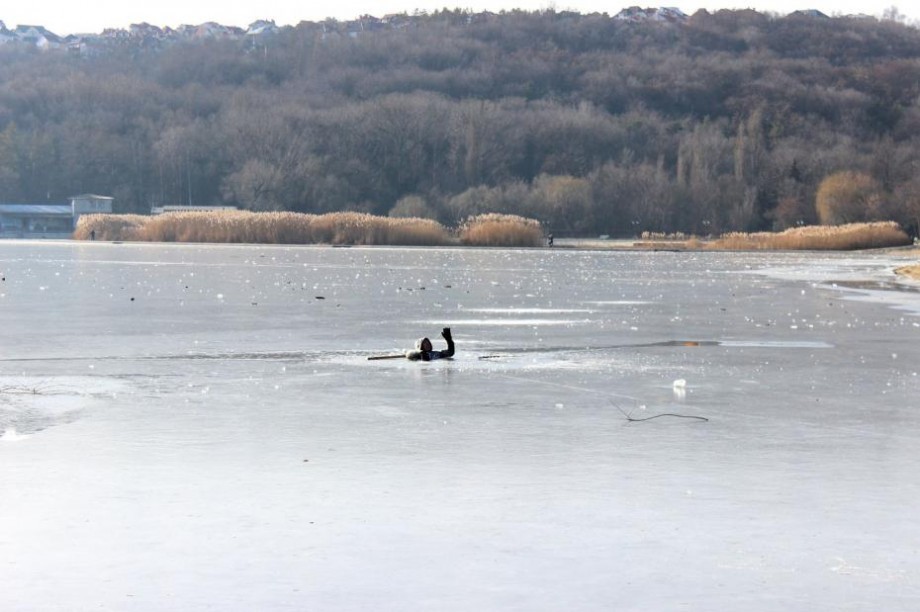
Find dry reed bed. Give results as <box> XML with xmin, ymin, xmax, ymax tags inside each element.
<box><xmin>75</xmin><ymin>214</ymin><xmax>908</xmax><ymax>251</ymax></box>
<box><xmin>707</xmin><ymin>222</ymin><xmax>912</xmax><ymax>251</ymax></box>
<box><xmin>74</xmin><ymin>211</ymin><xmax>545</xmax><ymax>247</ymax></box>
<box><xmin>73</xmin><ymin>214</ymin><xmax>149</xmax><ymax>241</ymax></box>
<box><xmin>458</xmin><ymin>214</ymin><xmax>544</xmax><ymax>247</ymax></box>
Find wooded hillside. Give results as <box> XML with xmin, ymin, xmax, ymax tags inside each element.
<box><xmin>3</xmin><ymin>9</ymin><xmax>920</xmax><ymax>236</ymax></box>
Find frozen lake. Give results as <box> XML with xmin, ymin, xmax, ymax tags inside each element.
<box><xmin>2</xmin><ymin>240</ymin><xmax>920</xmax><ymax>610</ymax></box>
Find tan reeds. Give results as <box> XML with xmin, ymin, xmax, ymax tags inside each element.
<box><xmin>73</xmin><ymin>214</ymin><xmax>149</xmax><ymax>241</ymax></box>
<box><xmin>458</xmin><ymin>213</ymin><xmax>545</xmax><ymax>247</ymax></box>
<box><xmin>138</xmin><ymin>211</ymin><xmax>321</xmax><ymax>244</ymax></box>
<box><xmin>74</xmin><ymin>211</ymin><xmax>456</xmax><ymax>246</ymax></box>
<box><xmin>382</xmin><ymin>216</ymin><xmax>453</xmax><ymax>246</ymax></box>
<box><xmin>707</xmin><ymin>222</ymin><xmax>911</xmax><ymax>251</ymax></box>
<box><xmin>75</xmin><ymin>210</ymin><xmax>549</xmax><ymax>247</ymax></box>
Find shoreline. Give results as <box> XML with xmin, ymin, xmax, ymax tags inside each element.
<box><xmin>4</xmin><ymin>235</ymin><xmax>920</xmax><ymax>255</ymax></box>
<box><xmin>558</xmin><ymin>238</ymin><xmax>920</xmax><ymax>283</ymax></box>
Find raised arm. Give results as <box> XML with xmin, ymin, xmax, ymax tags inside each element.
<box><xmin>439</xmin><ymin>327</ymin><xmax>455</xmax><ymax>358</ymax></box>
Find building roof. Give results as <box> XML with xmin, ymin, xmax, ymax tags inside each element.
<box><xmin>614</xmin><ymin>6</ymin><xmax>688</xmax><ymax>23</ymax></box>
<box><xmin>151</xmin><ymin>205</ymin><xmax>237</xmax><ymax>214</ymax></box>
<box><xmin>0</xmin><ymin>204</ymin><xmax>72</xmax><ymax>215</ymax></box>
<box><xmin>69</xmin><ymin>194</ymin><xmax>114</xmax><ymax>200</ymax></box>
<box><xmin>790</xmin><ymin>9</ymin><xmax>830</xmax><ymax>18</ymax></box>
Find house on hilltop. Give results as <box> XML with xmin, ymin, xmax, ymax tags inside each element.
<box><xmin>0</xmin><ymin>21</ymin><xmax>15</xmax><ymax>44</ymax></box>
<box><xmin>614</xmin><ymin>6</ymin><xmax>688</xmax><ymax>23</ymax></box>
<box><xmin>0</xmin><ymin>23</ymin><xmax>63</xmax><ymax>48</ymax></box>
<box><xmin>246</xmin><ymin>20</ymin><xmax>280</xmax><ymax>48</ymax></box>
<box><xmin>12</xmin><ymin>25</ymin><xmax>63</xmax><ymax>49</ymax></box>
<box><xmin>790</xmin><ymin>9</ymin><xmax>830</xmax><ymax>18</ymax></box>
<box><xmin>129</xmin><ymin>22</ymin><xmax>165</xmax><ymax>37</ymax></box>
<box><xmin>247</xmin><ymin>20</ymin><xmax>280</xmax><ymax>37</ymax></box>
<box><xmin>382</xmin><ymin>13</ymin><xmax>415</xmax><ymax>30</ymax></box>
<box><xmin>178</xmin><ymin>22</ymin><xmax>244</xmax><ymax>40</ymax></box>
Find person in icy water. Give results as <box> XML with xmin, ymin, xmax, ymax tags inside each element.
<box><xmin>406</xmin><ymin>327</ymin><xmax>454</xmax><ymax>361</ymax></box>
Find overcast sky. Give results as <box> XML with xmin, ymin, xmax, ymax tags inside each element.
<box><xmin>1</xmin><ymin>1</ymin><xmax>916</xmax><ymax>35</ymax></box>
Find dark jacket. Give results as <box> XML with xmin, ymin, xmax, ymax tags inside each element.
<box><xmin>406</xmin><ymin>328</ymin><xmax>454</xmax><ymax>361</ymax></box>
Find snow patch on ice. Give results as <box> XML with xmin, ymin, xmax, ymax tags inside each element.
<box><xmin>0</xmin><ymin>376</ymin><xmax>129</xmax><ymax>439</ymax></box>
<box><xmin>1</xmin><ymin>427</ymin><xmax>31</xmax><ymax>442</ymax></box>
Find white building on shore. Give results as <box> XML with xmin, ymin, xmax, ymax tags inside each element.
<box><xmin>0</xmin><ymin>195</ymin><xmax>113</xmax><ymax>238</ymax></box>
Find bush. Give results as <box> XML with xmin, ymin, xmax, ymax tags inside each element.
<box><xmin>388</xmin><ymin>195</ymin><xmax>437</xmax><ymax>219</ymax></box>
<box><xmin>815</xmin><ymin>171</ymin><xmax>883</xmax><ymax>225</ymax></box>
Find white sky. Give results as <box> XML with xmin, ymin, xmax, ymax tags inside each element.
<box><xmin>1</xmin><ymin>1</ymin><xmax>916</xmax><ymax>35</ymax></box>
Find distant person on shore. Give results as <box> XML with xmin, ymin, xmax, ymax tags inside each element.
<box><xmin>90</xmin><ymin>229</ymin><xmax>96</xmax><ymax>241</ymax></box>
<box><xmin>547</xmin><ymin>233</ymin><xmax>554</xmax><ymax>247</ymax></box>
<box><xmin>406</xmin><ymin>327</ymin><xmax>455</xmax><ymax>361</ymax></box>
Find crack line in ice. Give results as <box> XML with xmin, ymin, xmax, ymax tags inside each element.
<box><xmin>612</xmin><ymin>402</ymin><xmax>709</xmax><ymax>423</ymax></box>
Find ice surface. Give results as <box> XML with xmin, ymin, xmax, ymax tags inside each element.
<box><xmin>2</xmin><ymin>241</ymin><xmax>920</xmax><ymax>610</ymax></box>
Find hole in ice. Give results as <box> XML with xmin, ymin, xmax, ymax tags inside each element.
<box><xmin>465</xmin><ymin>308</ymin><xmax>596</xmax><ymax>314</ymax></box>
<box><xmin>413</xmin><ymin>318</ymin><xmax>592</xmax><ymax>326</ymax></box>
<box><xmin>717</xmin><ymin>340</ymin><xmax>832</xmax><ymax>348</ymax></box>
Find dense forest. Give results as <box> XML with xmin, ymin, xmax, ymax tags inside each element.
<box><xmin>3</xmin><ymin>8</ymin><xmax>920</xmax><ymax>236</ymax></box>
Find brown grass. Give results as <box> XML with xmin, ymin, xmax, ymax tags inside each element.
<box><xmin>895</xmin><ymin>263</ymin><xmax>920</xmax><ymax>280</ymax></box>
<box><xmin>706</xmin><ymin>222</ymin><xmax>912</xmax><ymax>251</ymax></box>
<box><xmin>74</xmin><ymin>211</ymin><xmax>544</xmax><ymax>247</ymax></box>
<box><xmin>458</xmin><ymin>213</ymin><xmax>545</xmax><ymax>247</ymax></box>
